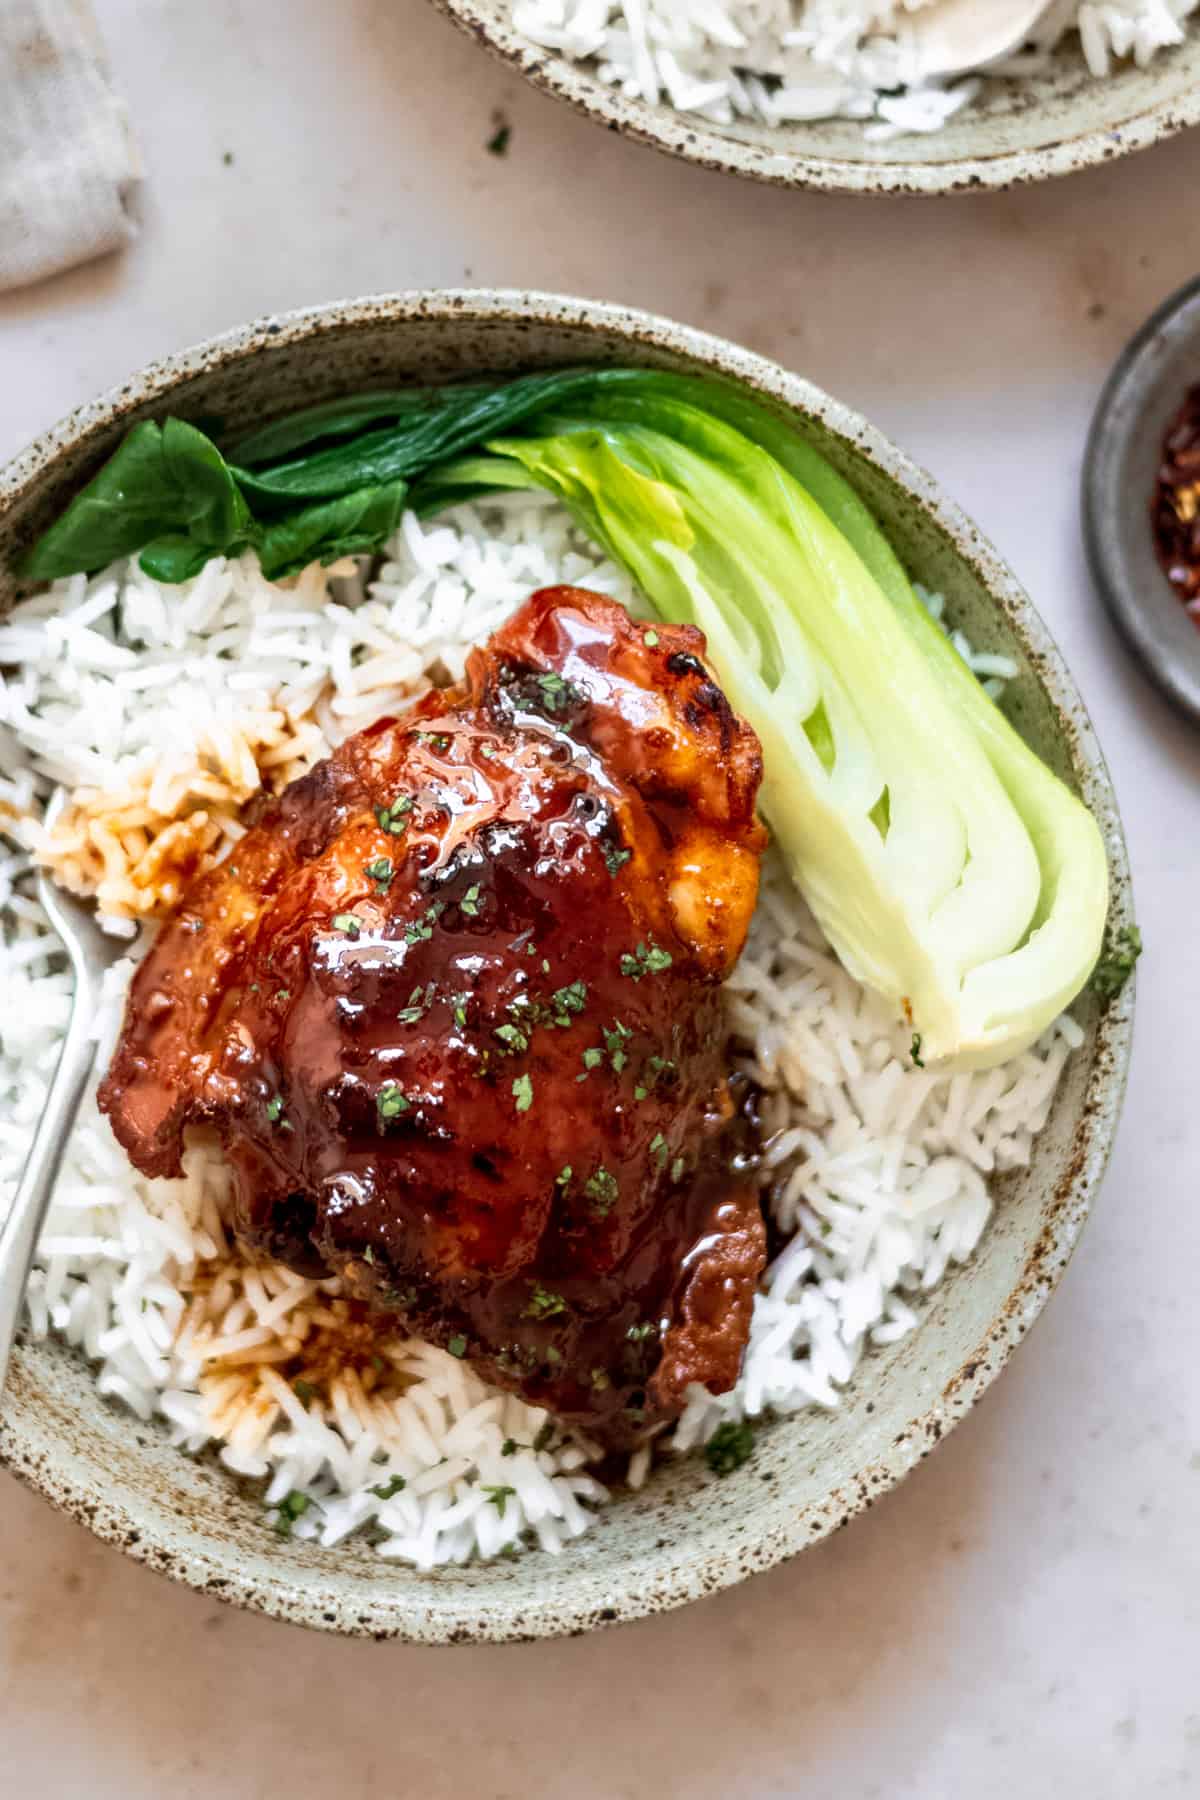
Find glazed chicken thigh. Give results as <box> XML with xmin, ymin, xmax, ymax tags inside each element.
<box><xmin>100</xmin><ymin>587</ymin><xmax>768</xmax><ymax>1440</ymax></box>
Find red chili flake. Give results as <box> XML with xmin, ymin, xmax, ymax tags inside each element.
<box><xmin>1151</xmin><ymin>383</ymin><xmax>1200</xmax><ymax>624</ymax></box>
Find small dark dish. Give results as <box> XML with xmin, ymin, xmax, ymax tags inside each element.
<box><xmin>1083</xmin><ymin>274</ymin><xmax>1200</xmax><ymax>725</ymax></box>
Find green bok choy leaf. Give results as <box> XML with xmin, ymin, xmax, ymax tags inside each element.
<box><xmin>22</xmin><ymin>418</ymin><xmax>255</xmax><ymax>584</ymax></box>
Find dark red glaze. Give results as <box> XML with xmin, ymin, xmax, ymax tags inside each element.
<box><xmin>99</xmin><ymin>588</ymin><xmax>768</xmax><ymax>1440</ymax></box>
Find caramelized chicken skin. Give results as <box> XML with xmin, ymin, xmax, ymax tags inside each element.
<box><xmin>100</xmin><ymin>587</ymin><xmax>768</xmax><ymax>1440</ymax></box>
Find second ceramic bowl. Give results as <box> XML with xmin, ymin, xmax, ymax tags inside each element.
<box><xmin>432</xmin><ymin>0</ymin><xmax>1200</xmax><ymax>195</ymax></box>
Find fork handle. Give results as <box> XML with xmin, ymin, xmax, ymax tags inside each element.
<box><xmin>0</xmin><ymin>977</ymin><xmax>101</xmax><ymax>1393</ymax></box>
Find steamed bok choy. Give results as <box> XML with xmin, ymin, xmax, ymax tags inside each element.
<box><xmin>18</xmin><ymin>369</ymin><xmax>1110</xmax><ymax>1067</ymax></box>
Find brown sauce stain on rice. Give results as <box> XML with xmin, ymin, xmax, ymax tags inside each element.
<box><xmin>178</xmin><ymin>1249</ymin><xmax>416</xmax><ymax>1443</ymax></box>
<box><xmin>35</xmin><ymin>681</ymin><xmax>426</xmax><ymax>918</ymax></box>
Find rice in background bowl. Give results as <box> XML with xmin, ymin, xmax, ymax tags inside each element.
<box><xmin>428</xmin><ymin>0</ymin><xmax>1200</xmax><ymax>192</ymax></box>
<box><xmin>0</xmin><ymin>292</ymin><xmax>1134</xmax><ymax>1639</ymax></box>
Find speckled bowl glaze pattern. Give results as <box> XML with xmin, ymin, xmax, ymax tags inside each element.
<box><xmin>431</xmin><ymin>0</ymin><xmax>1200</xmax><ymax>195</ymax></box>
<box><xmin>0</xmin><ymin>293</ymin><xmax>1134</xmax><ymax>1641</ymax></box>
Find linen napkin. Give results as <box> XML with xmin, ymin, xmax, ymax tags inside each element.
<box><xmin>0</xmin><ymin>0</ymin><xmax>140</xmax><ymax>292</ymax></box>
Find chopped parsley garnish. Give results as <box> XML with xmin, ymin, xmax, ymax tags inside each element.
<box><xmin>501</xmin><ymin>1438</ymin><xmax>520</xmax><ymax>1457</ymax></box>
<box><xmin>265</xmin><ymin>1095</ymin><xmax>285</xmax><ymax>1124</ymax></box>
<box><xmin>634</xmin><ymin>1086</ymin><xmax>647</xmax><ymax>1102</ymax></box>
<box><xmin>371</xmin><ymin>1475</ymin><xmax>406</xmax><ymax>1500</ymax></box>
<box><xmin>451</xmin><ymin>993</ymin><xmax>470</xmax><ymax>1030</ymax></box>
<box><xmin>274</xmin><ymin>1490</ymin><xmax>311</xmax><ymax>1535</ymax></box>
<box><xmin>583</xmin><ymin>1167</ymin><xmax>618</xmax><ymax>1217</ymax></box>
<box><xmin>375</xmin><ymin>793</ymin><xmax>414</xmax><ymax>835</ymax></box>
<box><xmin>910</xmin><ymin>1033</ymin><xmax>925</xmax><ymax>1068</ymax></box>
<box><xmin>533</xmin><ymin>672</ymin><xmax>576</xmax><ymax>714</ymax></box>
<box><xmin>480</xmin><ymin>742</ymin><xmax>498</xmax><ymax>760</ymax></box>
<box><xmin>626</xmin><ymin>1322</ymin><xmax>656</xmax><ymax>1343</ymax></box>
<box><xmin>404</xmin><ymin>899</ymin><xmax>444</xmax><ymax>945</ymax></box>
<box><xmin>293</xmin><ymin>1378</ymin><xmax>317</xmax><ymax>1404</ymax></box>
<box><xmin>331</xmin><ymin>912</ymin><xmax>361</xmax><ymax>936</ymax></box>
<box><xmin>494</xmin><ymin>1021</ymin><xmax>530</xmax><ymax>1055</ymax></box>
<box><xmin>549</xmin><ymin>979</ymin><xmax>587</xmax><ymax>1025</ymax></box>
<box><xmin>581</xmin><ymin>1046</ymin><xmax>604</xmax><ymax>1072</ymax></box>
<box><xmin>275</xmin><ymin>988</ymin><xmax>290</xmax><ymax>1001</ymax></box>
<box><xmin>1092</xmin><ymin>923</ymin><xmax>1143</xmax><ymax>999</ymax></box>
<box><xmin>376</xmin><ymin>1082</ymin><xmax>410</xmax><ymax>1122</ymax></box>
<box><xmin>602</xmin><ymin>841</ymin><xmax>631</xmax><ymax>878</ymax></box>
<box><xmin>447</xmin><ymin>1333</ymin><xmax>468</xmax><ymax>1358</ymax></box>
<box><xmin>620</xmin><ymin>940</ymin><xmax>673</xmax><ymax>980</ymax></box>
<box><xmin>482</xmin><ymin>1483</ymin><xmax>517</xmax><ymax>1517</ymax></box>
<box><xmin>511</xmin><ymin>1072</ymin><xmax>534</xmax><ymax>1113</ymax></box>
<box><xmin>643</xmin><ymin>629</ymin><xmax>660</xmax><ymax>647</ymax></box>
<box><xmin>365</xmin><ymin>855</ymin><xmax>395</xmax><ymax>892</ymax></box>
<box><xmin>644</xmin><ymin>1054</ymin><xmax>677</xmax><ymax>1089</ymax></box>
<box><xmin>460</xmin><ymin>884</ymin><xmax>483</xmax><ymax>917</ymax></box>
<box><xmin>604</xmin><ymin>1020</ymin><xmax>632</xmax><ymax>1072</ymax></box>
<box><xmin>413</xmin><ymin>731</ymin><xmax>452</xmax><ymax>751</ymax></box>
<box><xmin>524</xmin><ymin>1282</ymin><xmax>567</xmax><ymax>1320</ymax></box>
<box><xmin>397</xmin><ymin>983</ymin><xmax>432</xmax><ymax>1026</ymax></box>
<box><xmin>704</xmin><ymin>1419</ymin><xmax>755</xmax><ymax>1476</ymax></box>
<box><xmin>496</xmin><ymin>1343</ymin><xmax>539</xmax><ymax>1376</ymax></box>
<box><xmin>555</xmin><ymin>1164</ymin><xmax>572</xmax><ymax>1189</ymax></box>
<box><xmin>533</xmin><ymin>1420</ymin><xmax>555</xmax><ymax>1452</ymax></box>
<box><xmin>649</xmin><ymin>1132</ymin><xmax>669</xmax><ymax>1169</ymax></box>
<box><xmin>362</xmin><ymin>1245</ymin><xmax>375</xmax><ymax>1264</ymax></box>
<box><xmin>670</xmin><ymin>1156</ymin><xmax>686</xmax><ymax>1183</ymax></box>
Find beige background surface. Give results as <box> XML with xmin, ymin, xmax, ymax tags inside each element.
<box><xmin>2</xmin><ymin>2</ymin><xmax>1199</xmax><ymax>1793</ymax></box>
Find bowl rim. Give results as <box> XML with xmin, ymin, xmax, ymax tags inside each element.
<box><xmin>0</xmin><ymin>289</ymin><xmax>1136</xmax><ymax>1639</ymax></box>
<box><xmin>428</xmin><ymin>0</ymin><xmax>1200</xmax><ymax>196</ymax></box>
<box><xmin>1082</xmin><ymin>271</ymin><xmax>1200</xmax><ymax>726</ymax></box>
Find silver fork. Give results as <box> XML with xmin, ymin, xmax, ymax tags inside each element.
<box><xmin>0</xmin><ymin>791</ymin><xmax>134</xmax><ymax>1392</ymax></box>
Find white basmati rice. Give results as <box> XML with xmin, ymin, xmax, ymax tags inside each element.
<box><xmin>0</xmin><ymin>496</ymin><xmax>1075</xmax><ymax>1567</ymax></box>
<box><xmin>510</xmin><ymin>0</ymin><xmax>1197</xmax><ymax>134</ymax></box>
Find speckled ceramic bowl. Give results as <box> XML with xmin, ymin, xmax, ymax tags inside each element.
<box><xmin>431</xmin><ymin>0</ymin><xmax>1200</xmax><ymax>195</ymax></box>
<box><xmin>0</xmin><ymin>292</ymin><xmax>1133</xmax><ymax>1640</ymax></box>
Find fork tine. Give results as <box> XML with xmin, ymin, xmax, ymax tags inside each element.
<box><xmin>30</xmin><ymin>788</ymin><xmax>137</xmax><ymax>977</ymax></box>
